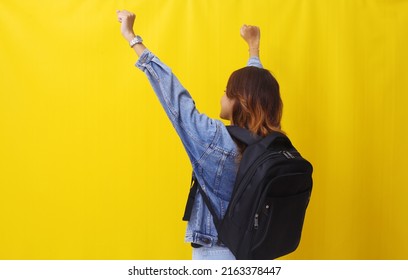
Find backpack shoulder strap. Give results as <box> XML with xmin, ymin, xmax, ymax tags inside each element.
<box><xmin>182</xmin><ymin>175</ymin><xmax>221</xmax><ymax>229</ymax></box>
<box><xmin>196</xmin><ymin>181</ymin><xmax>221</xmax><ymax>228</ymax></box>
<box><xmin>260</xmin><ymin>131</ymin><xmax>294</xmax><ymax>149</ymax></box>
<box><xmin>226</xmin><ymin>126</ymin><xmax>262</xmax><ymax>146</ymax></box>
<box><xmin>227</xmin><ymin>125</ymin><xmax>294</xmax><ymax>149</ymax></box>
<box><xmin>182</xmin><ymin>176</ymin><xmax>198</xmax><ymax>222</ymax></box>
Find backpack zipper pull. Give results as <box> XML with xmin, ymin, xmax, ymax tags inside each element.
<box><xmin>254</xmin><ymin>213</ymin><xmax>259</xmax><ymax>229</ymax></box>
<box><xmin>282</xmin><ymin>150</ymin><xmax>295</xmax><ymax>159</ymax></box>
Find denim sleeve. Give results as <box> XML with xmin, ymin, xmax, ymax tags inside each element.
<box><xmin>247</xmin><ymin>56</ymin><xmax>263</xmax><ymax>68</ymax></box>
<box><xmin>135</xmin><ymin>49</ymin><xmax>220</xmax><ymax>165</ymax></box>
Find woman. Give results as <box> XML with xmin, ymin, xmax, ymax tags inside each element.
<box><xmin>116</xmin><ymin>10</ymin><xmax>283</xmax><ymax>260</ymax></box>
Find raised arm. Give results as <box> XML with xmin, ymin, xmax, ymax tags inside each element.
<box><xmin>240</xmin><ymin>25</ymin><xmax>263</xmax><ymax>68</ymax></box>
<box><xmin>116</xmin><ymin>10</ymin><xmax>233</xmax><ymax>169</ymax></box>
<box><xmin>240</xmin><ymin>24</ymin><xmax>260</xmax><ymax>58</ymax></box>
<box><xmin>117</xmin><ymin>10</ymin><xmax>146</xmax><ymax>57</ymax></box>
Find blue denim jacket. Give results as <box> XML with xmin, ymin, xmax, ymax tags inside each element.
<box><xmin>136</xmin><ymin>50</ymin><xmax>263</xmax><ymax>247</ymax></box>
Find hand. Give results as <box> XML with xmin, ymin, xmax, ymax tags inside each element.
<box><xmin>240</xmin><ymin>24</ymin><xmax>260</xmax><ymax>49</ymax></box>
<box><xmin>117</xmin><ymin>10</ymin><xmax>136</xmax><ymax>42</ymax></box>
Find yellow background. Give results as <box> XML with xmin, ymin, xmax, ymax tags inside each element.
<box><xmin>1</xmin><ymin>0</ymin><xmax>408</xmax><ymax>259</ymax></box>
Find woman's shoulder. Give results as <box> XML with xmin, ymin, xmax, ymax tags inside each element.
<box><xmin>211</xmin><ymin>121</ymin><xmax>240</xmax><ymax>156</ymax></box>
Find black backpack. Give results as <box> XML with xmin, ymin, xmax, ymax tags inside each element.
<box><xmin>183</xmin><ymin>126</ymin><xmax>313</xmax><ymax>260</ymax></box>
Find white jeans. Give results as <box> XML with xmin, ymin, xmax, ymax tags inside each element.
<box><xmin>192</xmin><ymin>246</ymin><xmax>236</xmax><ymax>260</ymax></box>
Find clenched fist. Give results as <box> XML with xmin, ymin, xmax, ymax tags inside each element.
<box><xmin>240</xmin><ymin>24</ymin><xmax>260</xmax><ymax>49</ymax></box>
<box><xmin>117</xmin><ymin>10</ymin><xmax>136</xmax><ymax>42</ymax></box>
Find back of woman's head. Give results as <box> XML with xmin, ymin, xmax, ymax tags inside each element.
<box><xmin>226</xmin><ymin>66</ymin><xmax>283</xmax><ymax>137</ymax></box>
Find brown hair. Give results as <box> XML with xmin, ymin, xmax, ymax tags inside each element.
<box><xmin>226</xmin><ymin>66</ymin><xmax>283</xmax><ymax>153</ymax></box>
